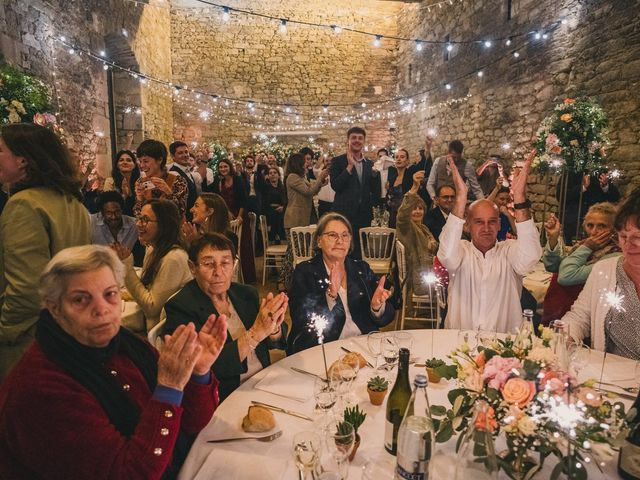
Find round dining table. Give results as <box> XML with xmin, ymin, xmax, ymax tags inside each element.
<box><xmin>178</xmin><ymin>329</ymin><xmax>635</xmax><ymax>480</ymax></box>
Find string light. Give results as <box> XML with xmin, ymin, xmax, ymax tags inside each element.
<box><xmin>446</xmin><ymin>43</ymin><xmax>453</xmax><ymax>52</ymax></box>
<box><xmin>278</xmin><ymin>19</ymin><xmax>287</xmax><ymax>34</ymax></box>
<box><xmin>483</xmin><ymin>40</ymin><xmax>492</xmax><ymax>48</ymax></box>
<box><xmin>415</xmin><ymin>40</ymin><xmax>424</xmax><ymax>52</ymax></box>
<box><xmin>513</xmin><ymin>51</ymin><xmax>520</xmax><ymax>58</ymax></box>
<box><xmin>477</xmin><ymin>70</ymin><xmax>483</xmax><ymax>77</ymax></box>
<box><xmin>373</xmin><ymin>35</ymin><xmax>382</xmax><ymax>47</ymax></box>
<box><xmin>445</xmin><ymin>83</ymin><xmax>452</xmax><ymax>90</ymax></box>
<box><xmin>331</xmin><ymin>25</ymin><xmax>342</xmax><ymax>34</ymax></box>
<box><xmin>222</xmin><ymin>6</ymin><xmax>230</xmax><ymax>21</ymax></box>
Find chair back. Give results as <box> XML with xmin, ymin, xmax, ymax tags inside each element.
<box><xmin>248</xmin><ymin>212</ymin><xmax>257</xmax><ymax>247</ymax></box>
<box><xmin>291</xmin><ymin>225</ymin><xmax>317</xmax><ymax>265</ymax></box>
<box><xmin>147</xmin><ymin>318</ymin><xmax>166</xmax><ymax>349</ymax></box>
<box><xmin>231</xmin><ymin>257</ymin><xmax>240</xmax><ymax>282</ymax></box>
<box><xmin>229</xmin><ymin>218</ymin><xmax>242</xmax><ymax>255</ymax></box>
<box><xmin>395</xmin><ymin>240</ymin><xmax>407</xmax><ymax>285</ymax></box>
<box><xmin>259</xmin><ymin>215</ymin><xmax>270</xmax><ymax>252</ymax></box>
<box><xmin>360</xmin><ymin>227</ymin><xmax>395</xmax><ymax>262</ymax></box>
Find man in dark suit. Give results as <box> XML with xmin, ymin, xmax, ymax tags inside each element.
<box><xmin>424</xmin><ymin>184</ymin><xmax>456</xmax><ymax>241</ymax></box>
<box><xmin>169</xmin><ymin>141</ymin><xmax>197</xmax><ymax>221</ymax></box>
<box><xmin>241</xmin><ymin>155</ymin><xmax>268</xmax><ymax>254</ymax></box>
<box><xmin>330</xmin><ymin>126</ymin><xmax>381</xmax><ymax>259</ymax></box>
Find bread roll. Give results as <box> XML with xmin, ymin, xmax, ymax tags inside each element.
<box><xmin>341</xmin><ymin>352</ymin><xmax>367</xmax><ymax>369</ymax></box>
<box><xmin>242</xmin><ymin>406</ymin><xmax>276</xmax><ymax>432</ymax></box>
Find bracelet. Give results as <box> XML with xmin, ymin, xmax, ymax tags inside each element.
<box><xmin>245</xmin><ymin>329</ymin><xmax>259</xmax><ymax>351</ymax></box>
<box><xmin>513</xmin><ymin>199</ymin><xmax>531</xmax><ymax>210</ymax></box>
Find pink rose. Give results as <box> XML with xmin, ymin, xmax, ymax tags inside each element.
<box><xmin>482</xmin><ymin>356</ymin><xmax>522</xmax><ymax>390</ymax></box>
<box><xmin>540</xmin><ymin>370</ymin><xmax>577</xmax><ymax>395</ymax></box>
<box><xmin>33</xmin><ymin>113</ymin><xmax>46</xmax><ymax>126</ymax></box>
<box><xmin>502</xmin><ymin>378</ymin><xmax>536</xmax><ymax>407</ymax></box>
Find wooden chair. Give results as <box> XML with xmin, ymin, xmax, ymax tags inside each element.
<box><xmin>290</xmin><ymin>225</ymin><xmax>317</xmax><ymax>266</ymax></box>
<box><xmin>359</xmin><ymin>227</ymin><xmax>395</xmax><ymax>274</ymax></box>
<box><xmin>229</xmin><ymin>218</ymin><xmax>243</xmax><ymax>282</ymax></box>
<box><xmin>260</xmin><ymin>215</ymin><xmax>287</xmax><ymax>285</ymax></box>
<box><xmin>395</xmin><ymin>241</ymin><xmax>443</xmax><ymax>330</ymax></box>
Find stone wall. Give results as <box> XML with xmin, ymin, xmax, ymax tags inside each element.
<box><xmin>0</xmin><ymin>0</ymin><xmax>172</xmax><ymax>177</ymax></box>
<box><xmin>395</xmin><ymin>0</ymin><xmax>640</xmax><ymax>218</ymax></box>
<box><xmin>169</xmin><ymin>0</ymin><xmax>402</xmax><ymax>154</ymax></box>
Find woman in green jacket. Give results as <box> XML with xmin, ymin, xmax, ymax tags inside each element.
<box><xmin>0</xmin><ymin>123</ymin><xmax>90</xmax><ymax>379</ymax></box>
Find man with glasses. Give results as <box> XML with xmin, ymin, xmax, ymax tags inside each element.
<box><xmin>424</xmin><ymin>185</ymin><xmax>456</xmax><ymax>242</ymax></box>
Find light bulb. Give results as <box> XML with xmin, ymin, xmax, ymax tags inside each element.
<box><xmin>445</xmin><ymin>83</ymin><xmax>452</xmax><ymax>90</ymax></box>
<box><xmin>373</xmin><ymin>35</ymin><xmax>382</xmax><ymax>47</ymax></box>
<box><xmin>332</xmin><ymin>25</ymin><xmax>342</xmax><ymax>34</ymax></box>
<box><xmin>477</xmin><ymin>70</ymin><xmax>483</xmax><ymax>77</ymax></box>
<box><xmin>361</xmin><ymin>102</ymin><xmax>367</xmax><ymax>108</ymax></box>
<box><xmin>415</xmin><ymin>40</ymin><xmax>423</xmax><ymax>51</ymax></box>
<box><xmin>446</xmin><ymin>43</ymin><xmax>453</xmax><ymax>52</ymax></box>
<box><xmin>534</xmin><ymin>31</ymin><xmax>542</xmax><ymax>40</ymax></box>
<box><xmin>505</xmin><ymin>38</ymin><xmax>512</xmax><ymax>46</ymax></box>
<box><xmin>99</xmin><ymin>50</ymin><xmax>106</xmax><ymax>57</ymax></box>
<box><xmin>222</xmin><ymin>7</ymin><xmax>230</xmax><ymax>21</ymax></box>
<box><xmin>514</xmin><ymin>51</ymin><xmax>520</xmax><ymax>58</ymax></box>
<box><xmin>278</xmin><ymin>19</ymin><xmax>287</xmax><ymax>34</ymax></box>
<box><xmin>484</xmin><ymin>40</ymin><xmax>492</xmax><ymax>48</ymax></box>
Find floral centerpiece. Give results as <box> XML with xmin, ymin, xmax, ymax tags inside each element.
<box><xmin>532</xmin><ymin>97</ymin><xmax>609</xmax><ymax>174</ymax></box>
<box><xmin>430</xmin><ymin>326</ymin><xmax>629</xmax><ymax>479</ymax></box>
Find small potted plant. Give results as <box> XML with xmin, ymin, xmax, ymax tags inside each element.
<box><xmin>424</xmin><ymin>358</ymin><xmax>445</xmax><ymax>383</ymax></box>
<box><xmin>336</xmin><ymin>406</ymin><xmax>366</xmax><ymax>461</ymax></box>
<box><xmin>367</xmin><ymin>375</ymin><xmax>389</xmax><ymax>405</ymax></box>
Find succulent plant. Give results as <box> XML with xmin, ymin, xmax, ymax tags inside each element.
<box><xmin>343</xmin><ymin>406</ymin><xmax>366</xmax><ymax>435</ymax></box>
<box><xmin>367</xmin><ymin>375</ymin><xmax>389</xmax><ymax>392</ymax></box>
<box><xmin>424</xmin><ymin>357</ymin><xmax>446</xmax><ymax>368</ymax></box>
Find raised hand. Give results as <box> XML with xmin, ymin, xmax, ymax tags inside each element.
<box><xmin>371</xmin><ymin>275</ymin><xmax>392</xmax><ymax>311</ymax></box>
<box><xmin>193</xmin><ymin>314</ymin><xmax>228</xmax><ymax>376</ymax></box>
<box><xmin>424</xmin><ymin>135</ymin><xmax>434</xmax><ymax>151</ymax></box>
<box><xmin>448</xmin><ymin>155</ymin><xmax>468</xmax><ymax>219</ymax></box>
<box><xmin>158</xmin><ymin>324</ymin><xmax>202</xmax><ymax>390</ymax></box>
<box><xmin>512</xmin><ymin>149</ymin><xmax>534</xmax><ymax>203</ymax></box>
<box><xmin>110</xmin><ymin>242</ymin><xmax>131</xmax><ymax>261</ymax></box>
<box><xmin>328</xmin><ymin>261</ymin><xmax>346</xmax><ymax>298</ymax></box>
<box><xmin>150</xmin><ymin>176</ymin><xmax>172</xmax><ymax>195</ymax></box>
<box><xmin>182</xmin><ymin>222</ymin><xmax>201</xmax><ymax>246</ymax></box>
<box><xmin>544</xmin><ymin>213</ymin><xmax>562</xmax><ymax>249</ymax></box>
<box><xmin>252</xmin><ymin>292</ymin><xmax>289</xmax><ymax>341</ymax></box>
<box><xmin>410</xmin><ymin>171</ymin><xmax>424</xmax><ymax>194</ymax></box>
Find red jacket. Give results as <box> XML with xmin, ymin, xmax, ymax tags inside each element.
<box><xmin>0</xmin><ymin>342</ymin><xmax>218</xmax><ymax>479</ymax></box>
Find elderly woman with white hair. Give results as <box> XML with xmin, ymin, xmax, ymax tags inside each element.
<box><xmin>0</xmin><ymin>245</ymin><xmax>227</xmax><ymax>480</ymax></box>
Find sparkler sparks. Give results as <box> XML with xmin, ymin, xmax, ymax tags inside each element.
<box><xmin>605</xmin><ymin>291</ymin><xmax>626</xmax><ymax>313</ymax></box>
<box><xmin>309</xmin><ymin>313</ymin><xmax>329</xmax><ymax>344</ymax></box>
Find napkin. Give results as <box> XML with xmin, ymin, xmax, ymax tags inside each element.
<box><xmin>191</xmin><ymin>448</ymin><xmax>290</xmax><ymax>480</ymax></box>
<box><xmin>253</xmin><ymin>366</ymin><xmax>315</xmax><ymax>402</ymax></box>
<box><xmin>204</xmin><ymin>415</ymin><xmax>278</xmax><ymax>442</ymax></box>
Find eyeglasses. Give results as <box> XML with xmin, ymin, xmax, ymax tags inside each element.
<box><xmin>195</xmin><ymin>259</ymin><xmax>234</xmax><ymax>271</ymax></box>
<box><xmin>322</xmin><ymin>232</ymin><xmax>352</xmax><ymax>243</ymax></box>
<box><xmin>135</xmin><ymin>216</ymin><xmax>158</xmax><ymax>226</ymax></box>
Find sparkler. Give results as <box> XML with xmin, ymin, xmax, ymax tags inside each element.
<box><xmin>605</xmin><ymin>291</ymin><xmax>626</xmax><ymax>313</ymax></box>
<box><xmin>422</xmin><ymin>271</ymin><xmax>440</xmax><ymax>355</ymax></box>
<box><xmin>310</xmin><ymin>313</ymin><xmax>330</xmax><ymax>380</ymax></box>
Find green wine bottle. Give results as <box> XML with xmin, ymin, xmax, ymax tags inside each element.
<box><xmin>385</xmin><ymin>347</ymin><xmax>411</xmax><ymax>455</ymax></box>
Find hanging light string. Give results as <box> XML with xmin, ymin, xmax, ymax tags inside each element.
<box><xmin>123</xmin><ymin>0</ymin><xmax>564</xmax><ymax>49</ymax></box>
<box><xmin>56</xmin><ymin>13</ymin><xmax>561</xmax><ymax>116</ymax></box>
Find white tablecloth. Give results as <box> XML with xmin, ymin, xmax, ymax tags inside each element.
<box><xmin>179</xmin><ymin>330</ymin><xmax>633</xmax><ymax>480</ymax></box>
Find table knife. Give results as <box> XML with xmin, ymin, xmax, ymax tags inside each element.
<box><xmin>340</xmin><ymin>346</ymin><xmax>375</xmax><ymax>368</ymax></box>
<box><xmin>251</xmin><ymin>400</ymin><xmax>313</xmax><ymax>421</ymax></box>
<box><xmin>290</xmin><ymin>366</ymin><xmax>326</xmax><ymax>381</ymax></box>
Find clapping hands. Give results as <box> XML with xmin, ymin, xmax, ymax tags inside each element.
<box><xmin>371</xmin><ymin>276</ymin><xmax>392</xmax><ymax>312</ymax></box>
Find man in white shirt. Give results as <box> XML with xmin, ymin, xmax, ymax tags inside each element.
<box><xmin>437</xmin><ymin>150</ymin><xmax>541</xmax><ymax>333</ymax></box>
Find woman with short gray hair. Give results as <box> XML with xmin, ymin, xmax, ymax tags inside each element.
<box><xmin>0</xmin><ymin>245</ymin><xmax>227</xmax><ymax>479</ymax></box>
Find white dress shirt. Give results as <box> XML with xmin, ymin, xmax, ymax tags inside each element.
<box><xmin>437</xmin><ymin>215</ymin><xmax>542</xmax><ymax>333</ymax></box>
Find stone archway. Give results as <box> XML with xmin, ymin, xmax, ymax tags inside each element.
<box><xmin>104</xmin><ymin>32</ymin><xmax>143</xmax><ymax>155</ymax></box>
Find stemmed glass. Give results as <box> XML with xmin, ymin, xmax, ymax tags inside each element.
<box><xmin>457</xmin><ymin>329</ymin><xmax>477</xmax><ymax>352</ymax></box>
<box><xmin>381</xmin><ymin>334</ymin><xmax>399</xmax><ymax>371</ymax></box>
<box><xmin>367</xmin><ymin>331</ymin><xmax>384</xmax><ymax>370</ymax></box>
<box><xmin>393</xmin><ymin>331</ymin><xmax>413</xmax><ymax>352</ymax></box>
<box><xmin>293</xmin><ymin>431</ymin><xmax>322</xmax><ymax>480</ymax></box>
<box><xmin>314</xmin><ymin>377</ymin><xmax>336</xmax><ymax>429</ymax></box>
<box><xmin>569</xmin><ymin>342</ymin><xmax>591</xmax><ymax>378</ymax></box>
<box><xmin>476</xmin><ymin>328</ymin><xmax>497</xmax><ymax>350</ymax></box>
<box><xmin>330</xmin><ymin>362</ymin><xmax>357</xmax><ymax>409</ymax></box>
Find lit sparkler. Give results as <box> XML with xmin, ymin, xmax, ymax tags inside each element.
<box><xmin>605</xmin><ymin>291</ymin><xmax>626</xmax><ymax>313</ymax></box>
<box><xmin>309</xmin><ymin>313</ymin><xmax>330</xmax><ymax>380</ymax></box>
<box><xmin>609</xmin><ymin>169</ymin><xmax>621</xmax><ymax>180</ymax></box>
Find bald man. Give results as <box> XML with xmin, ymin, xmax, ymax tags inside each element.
<box><xmin>437</xmin><ymin>152</ymin><xmax>542</xmax><ymax>333</ymax></box>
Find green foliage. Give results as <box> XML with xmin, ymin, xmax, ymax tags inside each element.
<box><xmin>425</xmin><ymin>357</ymin><xmax>445</xmax><ymax>368</ymax></box>
<box><xmin>343</xmin><ymin>406</ymin><xmax>366</xmax><ymax>435</ymax></box>
<box><xmin>434</xmin><ymin>363</ymin><xmax>458</xmax><ymax>380</ymax></box>
<box><xmin>0</xmin><ymin>62</ymin><xmax>51</xmax><ymax>125</ymax></box>
<box><xmin>533</xmin><ymin>97</ymin><xmax>609</xmax><ymax>174</ymax></box>
<box><xmin>367</xmin><ymin>375</ymin><xmax>389</xmax><ymax>392</ymax></box>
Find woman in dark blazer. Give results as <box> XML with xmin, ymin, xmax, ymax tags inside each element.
<box><xmin>287</xmin><ymin>213</ymin><xmax>395</xmax><ymax>355</ymax></box>
<box><xmin>163</xmin><ymin>234</ymin><xmax>288</xmax><ymax>401</ymax></box>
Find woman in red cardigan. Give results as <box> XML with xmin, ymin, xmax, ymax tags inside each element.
<box><xmin>0</xmin><ymin>245</ymin><xmax>227</xmax><ymax>480</ymax></box>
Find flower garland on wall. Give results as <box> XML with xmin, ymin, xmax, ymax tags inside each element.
<box><xmin>532</xmin><ymin>97</ymin><xmax>609</xmax><ymax>174</ymax></box>
<box><xmin>0</xmin><ymin>63</ymin><xmax>51</xmax><ymax>125</ymax></box>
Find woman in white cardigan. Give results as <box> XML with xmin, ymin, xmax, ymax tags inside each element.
<box><xmin>562</xmin><ymin>188</ymin><xmax>640</xmax><ymax>358</ymax></box>
<box><xmin>112</xmin><ymin>199</ymin><xmax>192</xmax><ymax>332</ymax></box>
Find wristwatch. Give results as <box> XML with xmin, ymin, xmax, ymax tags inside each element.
<box><xmin>513</xmin><ymin>200</ymin><xmax>532</xmax><ymax>210</ymax></box>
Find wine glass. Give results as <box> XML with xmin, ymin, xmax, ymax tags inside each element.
<box><xmin>327</xmin><ymin>420</ymin><xmax>355</xmax><ymax>463</ymax></box>
<box><xmin>314</xmin><ymin>376</ymin><xmax>336</xmax><ymax>427</ymax></box>
<box><xmin>569</xmin><ymin>343</ymin><xmax>590</xmax><ymax>377</ymax></box>
<box><xmin>457</xmin><ymin>329</ymin><xmax>477</xmax><ymax>352</ymax></box>
<box><xmin>292</xmin><ymin>431</ymin><xmax>321</xmax><ymax>480</ymax></box>
<box><xmin>381</xmin><ymin>334</ymin><xmax>399</xmax><ymax>371</ymax></box>
<box><xmin>476</xmin><ymin>328</ymin><xmax>497</xmax><ymax>350</ymax></box>
<box><xmin>393</xmin><ymin>331</ymin><xmax>413</xmax><ymax>352</ymax></box>
<box><xmin>367</xmin><ymin>331</ymin><xmax>384</xmax><ymax>370</ymax></box>
<box><xmin>331</xmin><ymin>362</ymin><xmax>357</xmax><ymax>408</ymax></box>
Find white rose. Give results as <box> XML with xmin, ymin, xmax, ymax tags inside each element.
<box><xmin>517</xmin><ymin>416</ymin><xmax>537</xmax><ymax>436</ymax></box>
<box><xmin>526</xmin><ymin>347</ymin><xmax>557</xmax><ymax>366</ymax></box>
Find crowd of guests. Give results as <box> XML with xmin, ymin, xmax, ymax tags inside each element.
<box><xmin>0</xmin><ymin>121</ymin><xmax>638</xmax><ymax>479</ymax></box>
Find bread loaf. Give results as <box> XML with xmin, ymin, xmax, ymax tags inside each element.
<box><xmin>242</xmin><ymin>406</ymin><xmax>276</xmax><ymax>432</ymax></box>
